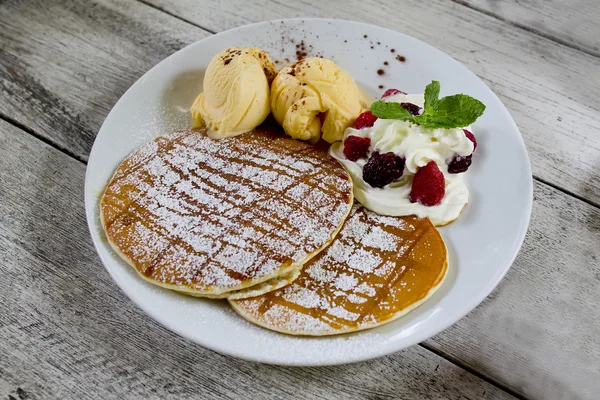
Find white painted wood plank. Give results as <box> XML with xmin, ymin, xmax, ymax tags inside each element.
<box><xmin>0</xmin><ymin>1</ymin><xmax>598</xmax><ymax>397</ymax></box>
<box><xmin>460</xmin><ymin>0</ymin><xmax>600</xmax><ymax>57</ymax></box>
<box><xmin>145</xmin><ymin>0</ymin><xmax>600</xmax><ymax>206</ymax></box>
<box><xmin>429</xmin><ymin>181</ymin><xmax>600</xmax><ymax>399</ymax></box>
<box><xmin>0</xmin><ymin>0</ymin><xmax>208</xmax><ymax>160</ymax></box>
<box><xmin>0</xmin><ymin>119</ymin><xmax>514</xmax><ymax>400</ymax></box>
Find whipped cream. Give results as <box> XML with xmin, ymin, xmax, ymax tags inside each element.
<box><xmin>330</xmin><ymin>93</ymin><xmax>474</xmax><ymax>226</ymax></box>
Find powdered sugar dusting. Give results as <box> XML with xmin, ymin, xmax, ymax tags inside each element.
<box><xmin>232</xmin><ymin>206</ymin><xmax>447</xmax><ymax>335</ymax></box>
<box><xmin>101</xmin><ymin>127</ymin><xmax>352</xmax><ymax>294</ymax></box>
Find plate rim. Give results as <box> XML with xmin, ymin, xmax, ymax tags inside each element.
<box><xmin>85</xmin><ymin>17</ymin><xmax>533</xmax><ymax>366</ymax></box>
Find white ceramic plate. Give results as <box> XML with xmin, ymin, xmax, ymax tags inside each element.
<box><xmin>85</xmin><ymin>18</ymin><xmax>532</xmax><ymax>366</ymax></box>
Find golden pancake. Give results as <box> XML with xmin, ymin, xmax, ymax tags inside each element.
<box><xmin>197</xmin><ymin>267</ymin><xmax>302</xmax><ymax>300</ymax></box>
<box><xmin>100</xmin><ymin>126</ymin><xmax>353</xmax><ymax>297</ymax></box>
<box><xmin>230</xmin><ymin>205</ymin><xmax>448</xmax><ymax>335</ymax></box>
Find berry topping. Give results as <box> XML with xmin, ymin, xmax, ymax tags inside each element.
<box><xmin>343</xmin><ymin>136</ymin><xmax>371</xmax><ymax>161</ymax></box>
<box><xmin>400</xmin><ymin>102</ymin><xmax>421</xmax><ymax>116</ymax></box>
<box><xmin>363</xmin><ymin>151</ymin><xmax>405</xmax><ymax>188</ymax></box>
<box><xmin>463</xmin><ymin>129</ymin><xmax>477</xmax><ymax>151</ymax></box>
<box><xmin>448</xmin><ymin>155</ymin><xmax>472</xmax><ymax>174</ymax></box>
<box><xmin>409</xmin><ymin>161</ymin><xmax>445</xmax><ymax>206</ymax></box>
<box><xmin>447</xmin><ymin>130</ymin><xmax>476</xmax><ymax>173</ymax></box>
<box><xmin>381</xmin><ymin>88</ymin><xmax>406</xmax><ymax>98</ymax></box>
<box><xmin>354</xmin><ymin>111</ymin><xmax>378</xmax><ymax>129</ymax></box>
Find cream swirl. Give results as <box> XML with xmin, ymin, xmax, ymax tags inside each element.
<box><xmin>330</xmin><ymin>93</ymin><xmax>474</xmax><ymax>226</ymax></box>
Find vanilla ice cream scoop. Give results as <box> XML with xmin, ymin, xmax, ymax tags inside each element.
<box><xmin>190</xmin><ymin>47</ymin><xmax>277</xmax><ymax>138</ymax></box>
<box><xmin>271</xmin><ymin>58</ymin><xmax>370</xmax><ymax>143</ymax></box>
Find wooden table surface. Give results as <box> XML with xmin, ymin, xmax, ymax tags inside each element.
<box><xmin>1</xmin><ymin>0</ymin><xmax>599</xmax><ymax>399</ymax></box>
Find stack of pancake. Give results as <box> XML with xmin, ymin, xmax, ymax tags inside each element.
<box><xmin>101</xmin><ymin>124</ymin><xmax>448</xmax><ymax>335</ymax></box>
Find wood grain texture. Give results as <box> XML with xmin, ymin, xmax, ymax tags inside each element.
<box><xmin>2</xmin><ymin>124</ymin><xmax>599</xmax><ymax>399</ymax></box>
<box><xmin>1</xmin><ymin>0</ymin><xmax>599</xmax><ymax>398</ymax></box>
<box><xmin>0</xmin><ymin>0</ymin><xmax>208</xmax><ymax>160</ymax></box>
<box><xmin>144</xmin><ymin>0</ymin><xmax>600</xmax><ymax>206</ymax></box>
<box><xmin>459</xmin><ymin>0</ymin><xmax>600</xmax><ymax>57</ymax></box>
<box><xmin>0</xmin><ymin>119</ymin><xmax>514</xmax><ymax>400</ymax></box>
<box><xmin>428</xmin><ymin>179</ymin><xmax>600</xmax><ymax>399</ymax></box>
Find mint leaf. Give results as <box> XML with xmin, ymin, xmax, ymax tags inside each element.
<box><xmin>413</xmin><ymin>94</ymin><xmax>485</xmax><ymax>128</ymax></box>
<box><xmin>369</xmin><ymin>80</ymin><xmax>486</xmax><ymax>129</ymax></box>
<box><xmin>423</xmin><ymin>80</ymin><xmax>440</xmax><ymax>111</ymax></box>
<box><xmin>370</xmin><ymin>101</ymin><xmax>414</xmax><ymax>121</ymax></box>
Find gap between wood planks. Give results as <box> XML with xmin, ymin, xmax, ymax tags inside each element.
<box><xmin>130</xmin><ymin>0</ymin><xmax>600</xmax><ymax>214</ymax></box>
<box><xmin>1</xmin><ymin>3</ymin><xmax>595</xmax><ymax>398</ymax></box>
<box><xmin>141</xmin><ymin>0</ymin><xmax>600</xmax><ymax>61</ymax></box>
<box><xmin>4</xmin><ymin>0</ymin><xmax>599</xmax><ymax>390</ymax></box>
<box><xmin>0</xmin><ymin>113</ymin><xmax>86</xmax><ymax>164</ymax></box>
<box><xmin>136</xmin><ymin>0</ymin><xmax>217</xmax><ymax>34</ymax></box>
<box><xmin>1</xmin><ymin>105</ymin><xmax>598</xmax><ymax>212</ymax></box>
<box><xmin>420</xmin><ymin>342</ymin><xmax>528</xmax><ymax>400</ymax></box>
<box><xmin>0</xmin><ymin>108</ymin><xmax>540</xmax><ymax>400</ymax></box>
<box><xmin>449</xmin><ymin>0</ymin><xmax>600</xmax><ymax>59</ymax></box>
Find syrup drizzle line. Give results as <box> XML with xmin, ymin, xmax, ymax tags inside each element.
<box><xmin>182</xmin><ymin>153</ymin><xmax>332</xmax><ymax>232</ymax></box>
<box><xmin>102</xmin><ymin>129</ymin><xmax>352</xmax><ymax>291</ymax></box>
<box><xmin>111</xmin><ymin>189</ymin><xmax>278</xmax><ymax>284</ymax></box>
<box><xmin>248</xmin><ymin>209</ymin><xmax>441</xmax><ymax>331</ymax></box>
<box><xmin>111</xmin><ymin>130</ymin><xmax>350</xmax><ymax>209</ymax></box>
<box><xmin>156</xmin><ymin>130</ymin><xmax>350</xmax><ymax>223</ymax></box>
<box><xmin>107</xmin><ymin>169</ymin><xmax>288</xmax><ymax>284</ymax></box>
<box><xmin>108</xmin><ymin>147</ymin><xmax>342</xmax><ymax>284</ymax></box>
<box><xmin>210</xmin><ymin>132</ymin><xmax>351</xmax><ymax>202</ymax></box>
<box><xmin>110</xmin><ymin>131</ymin><xmax>186</xmax><ymax>184</ymax></box>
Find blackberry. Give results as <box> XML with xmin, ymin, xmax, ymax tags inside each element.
<box><xmin>448</xmin><ymin>155</ymin><xmax>472</xmax><ymax>174</ymax></box>
<box><xmin>400</xmin><ymin>102</ymin><xmax>421</xmax><ymax>116</ymax></box>
<box><xmin>362</xmin><ymin>151</ymin><xmax>405</xmax><ymax>188</ymax></box>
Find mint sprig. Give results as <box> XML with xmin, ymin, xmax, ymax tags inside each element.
<box><xmin>423</xmin><ymin>80</ymin><xmax>440</xmax><ymax>111</ymax></box>
<box><xmin>369</xmin><ymin>81</ymin><xmax>485</xmax><ymax>129</ymax></box>
<box><xmin>370</xmin><ymin>101</ymin><xmax>413</xmax><ymax>120</ymax></box>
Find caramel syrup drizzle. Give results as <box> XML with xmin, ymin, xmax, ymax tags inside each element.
<box><xmin>101</xmin><ymin>128</ymin><xmax>352</xmax><ymax>289</ymax></box>
<box><xmin>244</xmin><ymin>208</ymin><xmax>445</xmax><ymax>332</ymax></box>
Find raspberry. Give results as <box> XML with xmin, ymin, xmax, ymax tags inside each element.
<box><xmin>343</xmin><ymin>136</ymin><xmax>371</xmax><ymax>161</ymax></box>
<box><xmin>448</xmin><ymin>155</ymin><xmax>472</xmax><ymax>174</ymax></box>
<box><xmin>409</xmin><ymin>161</ymin><xmax>445</xmax><ymax>206</ymax></box>
<box><xmin>401</xmin><ymin>102</ymin><xmax>421</xmax><ymax>116</ymax></box>
<box><xmin>382</xmin><ymin>88</ymin><xmax>406</xmax><ymax>98</ymax></box>
<box><xmin>463</xmin><ymin>129</ymin><xmax>477</xmax><ymax>151</ymax></box>
<box><xmin>362</xmin><ymin>151</ymin><xmax>405</xmax><ymax>188</ymax></box>
<box><xmin>354</xmin><ymin>111</ymin><xmax>378</xmax><ymax>129</ymax></box>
